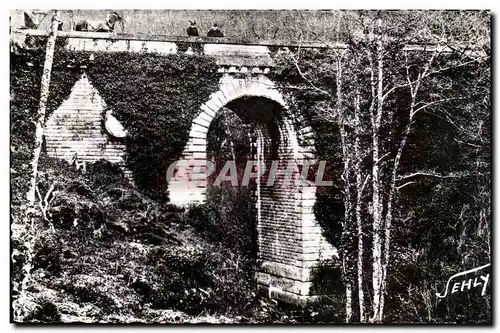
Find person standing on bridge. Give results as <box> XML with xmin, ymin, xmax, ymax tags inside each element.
<box><xmin>207</xmin><ymin>23</ymin><xmax>224</xmax><ymax>37</ymax></box>
<box><xmin>187</xmin><ymin>20</ymin><xmax>199</xmax><ymax>36</ymax></box>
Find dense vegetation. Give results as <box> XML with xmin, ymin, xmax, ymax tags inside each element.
<box><xmin>11</xmin><ymin>37</ymin><xmax>222</xmax><ymax>201</ymax></box>
<box><xmin>12</xmin><ymin>156</ymin><xmax>276</xmax><ymax>323</ymax></box>
<box><xmin>270</xmin><ymin>10</ymin><xmax>491</xmax><ymax>323</ymax></box>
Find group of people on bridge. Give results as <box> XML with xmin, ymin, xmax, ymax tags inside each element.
<box><xmin>187</xmin><ymin>21</ymin><xmax>224</xmax><ymax>38</ymax></box>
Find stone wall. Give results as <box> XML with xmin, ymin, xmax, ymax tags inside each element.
<box><xmin>45</xmin><ymin>73</ymin><xmax>127</xmax><ymax>168</ymax></box>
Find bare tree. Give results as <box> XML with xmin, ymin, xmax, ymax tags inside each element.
<box><xmin>285</xmin><ymin>9</ymin><xmax>489</xmax><ymax>323</ymax></box>
<box><xmin>13</xmin><ymin>10</ymin><xmax>61</xmax><ymax>322</ymax></box>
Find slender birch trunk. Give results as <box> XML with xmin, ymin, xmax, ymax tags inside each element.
<box><xmin>370</xmin><ymin>125</ymin><xmax>382</xmax><ymax>323</ymax></box>
<box><xmin>379</xmin><ymin>98</ymin><xmax>412</xmax><ymax>321</ymax></box>
<box><xmin>370</xmin><ymin>18</ymin><xmax>385</xmax><ymax>323</ymax></box>
<box><xmin>15</xmin><ymin>10</ymin><xmax>60</xmax><ymax>322</ymax></box>
<box><xmin>26</xmin><ymin>11</ymin><xmax>60</xmax><ymax>208</ymax></box>
<box><xmin>367</xmin><ymin>20</ymin><xmax>383</xmax><ymax>322</ymax></box>
<box><xmin>342</xmin><ymin>146</ymin><xmax>353</xmax><ymax>323</ymax></box>
<box><xmin>354</xmin><ymin>89</ymin><xmax>366</xmax><ymax>322</ymax></box>
<box><xmin>336</xmin><ymin>53</ymin><xmax>353</xmax><ymax>323</ymax></box>
<box><xmin>380</xmin><ymin>50</ymin><xmax>429</xmax><ymax>318</ymax></box>
<box><xmin>345</xmin><ymin>283</ymin><xmax>352</xmax><ymax>322</ymax></box>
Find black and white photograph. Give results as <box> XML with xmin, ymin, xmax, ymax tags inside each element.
<box><xmin>9</xmin><ymin>8</ymin><xmax>491</xmax><ymax>324</ymax></box>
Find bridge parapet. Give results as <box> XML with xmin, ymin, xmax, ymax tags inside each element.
<box><xmin>14</xmin><ymin>29</ymin><xmax>476</xmax><ymax>71</ymax></box>
<box><xmin>12</xmin><ymin>29</ymin><xmax>335</xmax><ymax>70</ymax></box>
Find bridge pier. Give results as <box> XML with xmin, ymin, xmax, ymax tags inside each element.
<box><xmin>256</xmin><ymin>261</ymin><xmax>317</xmax><ymax>306</ymax></box>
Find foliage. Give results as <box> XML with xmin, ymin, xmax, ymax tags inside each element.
<box><xmin>270</xmin><ymin>10</ymin><xmax>491</xmax><ymax>323</ymax></box>
<box><xmin>201</xmin><ymin>185</ymin><xmax>256</xmax><ymax>255</ymax></box>
<box><xmin>80</xmin><ymin>51</ymin><xmax>221</xmax><ymax>201</ymax></box>
<box><xmin>13</xmin><ymin>155</ymin><xmax>318</xmax><ymax>323</ymax></box>
<box><xmin>10</xmin><ymin>42</ymin><xmax>83</xmax><ymax>216</ymax></box>
<box><xmin>11</xmin><ymin>157</ymin><xmax>256</xmax><ymax>322</ymax></box>
<box><xmin>11</xmin><ymin>44</ymin><xmax>222</xmax><ymax>202</ymax></box>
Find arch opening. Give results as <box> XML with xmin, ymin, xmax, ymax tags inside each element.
<box><xmin>204</xmin><ymin>97</ymin><xmax>299</xmax><ymax>270</ymax></box>
<box><xmin>167</xmin><ymin>76</ymin><xmax>336</xmax><ymax>305</ymax></box>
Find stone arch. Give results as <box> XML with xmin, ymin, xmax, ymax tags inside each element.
<box><xmin>167</xmin><ymin>73</ymin><xmax>336</xmax><ymax>305</ymax></box>
<box><xmin>169</xmin><ymin>74</ymin><xmax>315</xmax><ymax>204</ymax></box>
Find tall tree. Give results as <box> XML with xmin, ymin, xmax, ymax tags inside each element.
<box><xmin>281</xmin><ymin>10</ymin><xmax>489</xmax><ymax>323</ymax></box>
<box><xmin>14</xmin><ymin>10</ymin><xmax>61</xmax><ymax>322</ymax></box>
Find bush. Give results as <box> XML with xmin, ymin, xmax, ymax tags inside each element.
<box><xmin>192</xmin><ymin>185</ymin><xmax>256</xmax><ymax>257</ymax></box>
<box><xmin>23</xmin><ymin>298</ymin><xmax>61</xmax><ymax>323</ymax></box>
<box><xmin>12</xmin><ymin>152</ymin><xmax>260</xmax><ymax>322</ymax></box>
<box><xmin>140</xmin><ymin>242</ymin><xmax>256</xmax><ymax>316</ymax></box>
<box><xmin>32</xmin><ymin>231</ymin><xmax>64</xmax><ymax>274</ymax></box>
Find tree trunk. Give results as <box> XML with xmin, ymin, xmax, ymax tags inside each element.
<box><xmin>26</xmin><ymin>11</ymin><xmax>60</xmax><ymax>208</ymax></box>
<box><xmin>370</xmin><ymin>18</ymin><xmax>385</xmax><ymax>323</ymax></box>
<box><xmin>15</xmin><ymin>10</ymin><xmax>60</xmax><ymax>322</ymax></box>
<box><xmin>380</xmin><ymin>59</ymin><xmax>421</xmax><ymax>317</ymax></box>
<box><xmin>336</xmin><ymin>52</ymin><xmax>354</xmax><ymax>323</ymax></box>
<box><xmin>370</xmin><ymin>131</ymin><xmax>382</xmax><ymax>323</ymax></box>
<box><xmin>354</xmin><ymin>89</ymin><xmax>366</xmax><ymax>322</ymax></box>
<box><xmin>346</xmin><ymin>282</ymin><xmax>353</xmax><ymax>322</ymax></box>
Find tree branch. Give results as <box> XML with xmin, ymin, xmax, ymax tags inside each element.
<box><xmin>375</xmin><ymin>151</ymin><xmax>390</xmax><ymax>165</ymax></box>
<box><xmin>397</xmin><ymin>171</ymin><xmax>483</xmax><ymax>181</ymax></box>
<box><xmin>412</xmin><ymin>97</ymin><xmax>465</xmax><ymax>116</ymax></box>
<box><xmin>289</xmin><ymin>50</ymin><xmax>332</xmax><ymax>96</ymax></box>
<box><xmin>361</xmin><ymin>174</ymin><xmax>371</xmax><ymax>195</ymax></box>
<box><xmin>396</xmin><ymin>181</ymin><xmax>417</xmax><ymax>190</ymax></box>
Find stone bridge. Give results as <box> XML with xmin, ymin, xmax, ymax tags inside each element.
<box><xmin>14</xmin><ymin>29</ymin><xmax>340</xmax><ymax>305</ymax></box>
